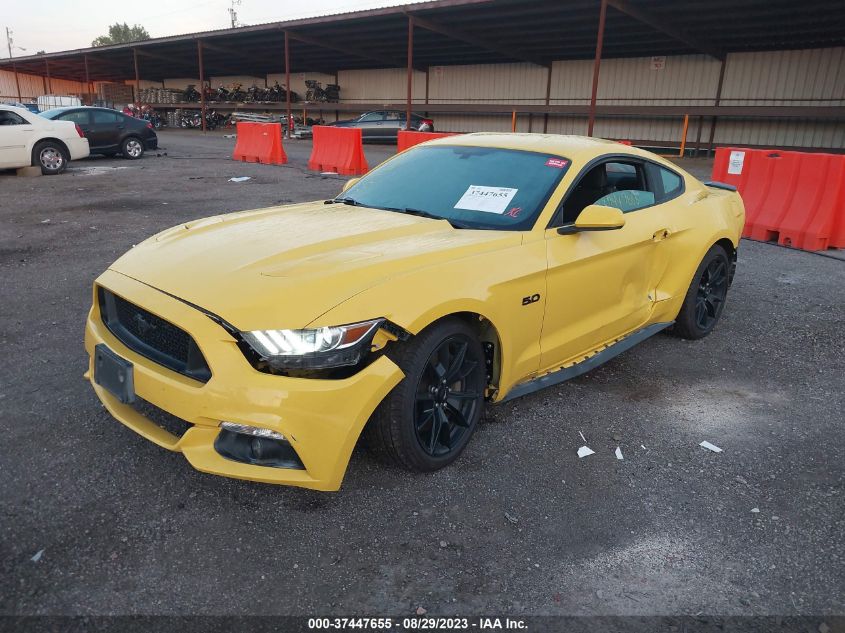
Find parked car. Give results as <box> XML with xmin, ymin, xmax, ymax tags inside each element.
<box><xmin>84</xmin><ymin>134</ymin><xmax>744</xmax><ymax>491</ymax></box>
<box><xmin>330</xmin><ymin>110</ymin><xmax>433</xmax><ymax>141</ymax></box>
<box><xmin>2</xmin><ymin>101</ymin><xmax>40</xmax><ymax>113</ymax></box>
<box><xmin>41</xmin><ymin>106</ymin><xmax>158</xmax><ymax>159</ymax></box>
<box><xmin>0</xmin><ymin>104</ymin><xmax>89</xmax><ymax>174</ymax></box>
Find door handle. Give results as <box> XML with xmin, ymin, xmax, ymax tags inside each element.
<box><xmin>652</xmin><ymin>228</ymin><xmax>671</xmax><ymax>241</ymax></box>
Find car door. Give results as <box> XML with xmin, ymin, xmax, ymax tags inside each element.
<box><xmin>356</xmin><ymin>111</ymin><xmax>386</xmax><ymax>139</ymax></box>
<box><xmin>88</xmin><ymin>109</ymin><xmax>124</xmax><ymax>151</ymax></box>
<box><xmin>382</xmin><ymin>111</ymin><xmax>405</xmax><ymax>139</ymax></box>
<box><xmin>539</xmin><ymin>157</ymin><xmax>677</xmax><ymax>370</ymax></box>
<box><xmin>0</xmin><ymin>109</ymin><xmax>33</xmax><ymax>168</ymax></box>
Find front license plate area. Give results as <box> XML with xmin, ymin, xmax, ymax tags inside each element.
<box><xmin>94</xmin><ymin>344</ymin><xmax>136</xmax><ymax>404</ymax></box>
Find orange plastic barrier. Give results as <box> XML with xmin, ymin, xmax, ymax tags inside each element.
<box><xmin>307</xmin><ymin>126</ymin><xmax>369</xmax><ymax>175</ymax></box>
<box><xmin>711</xmin><ymin>147</ymin><xmax>845</xmax><ymax>251</ymax></box>
<box><xmin>232</xmin><ymin>122</ymin><xmax>287</xmax><ymax>165</ymax></box>
<box><xmin>397</xmin><ymin>130</ymin><xmax>461</xmax><ymax>152</ymax></box>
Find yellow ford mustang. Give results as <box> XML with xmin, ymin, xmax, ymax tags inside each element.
<box><xmin>84</xmin><ymin>133</ymin><xmax>744</xmax><ymax>490</ymax></box>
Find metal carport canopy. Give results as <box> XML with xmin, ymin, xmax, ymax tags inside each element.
<box><xmin>2</xmin><ymin>0</ymin><xmax>844</xmax><ymax>82</ymax></box>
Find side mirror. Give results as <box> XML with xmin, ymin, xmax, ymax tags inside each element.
<box><xmin>557</xmin><ymin>204</ymin><xmax>625</xmax><ymax>235</ymax></box>
<box><xmin>341</xmin><ymin>177</ymin><xmax>360</xmax><ymax>193</ymax></box>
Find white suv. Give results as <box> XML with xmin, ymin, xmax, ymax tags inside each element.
<box><xmin>0</xmin><ymin>104</ymin><xmax>90</xmax><ymax>175</ymax></box>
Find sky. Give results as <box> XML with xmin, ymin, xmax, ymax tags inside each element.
<box><xmin>2</xmin><ymin>0</ymin><xmax>422</xmax><ymax>56</ymax></box>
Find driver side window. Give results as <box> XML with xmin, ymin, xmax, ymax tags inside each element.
<box><xmin>359</xmin><ymin>112</ymin><xmax>385</xmax><ymax>122</ymax></box>
<box><xmin>557</xmin><ymin>160</ymin><xmax>656</xmax><ymax>225</ymax></box>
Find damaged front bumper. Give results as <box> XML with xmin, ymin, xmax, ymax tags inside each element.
<box><xmin>84</xmin><ymin>269</ymin><xmax>404</xmax><ymax>491</ymax></box>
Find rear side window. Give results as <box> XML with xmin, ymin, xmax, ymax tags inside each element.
<box><xmin>359</xmin><ymin>112</ymin><xmax>385</xmax><ymax>122</ymax></box>
<box><xmin>659</xmin><ymin>167</ymin><xmax>683</xmax><ymax>198</ymax></box>
<box><xmin>92</xmin><ymin>110</ymin><xmax>121</xmax><ymax>124</ymax></box>
<box><xmin>0</xmin><ymin>111</ymin><xmax>27</xmax><ymax>125</ymax></box>
<box><xmin>60</xmin><ymin>111</ymin><xmax>90</xmax><ymax>125</ymax></box>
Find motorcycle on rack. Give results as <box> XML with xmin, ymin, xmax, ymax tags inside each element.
<box><xmin>140</xmin><ymin>104</ymin><xmax>163</xmax><ymax>129</ymax></box>
<box><xmin>304</xmin><ymin>80</ymin><xmax>339</xmax><ymax>103</ymax></box>
<box><xmin>267</xmin><ymin>81</ymin><xmax>284</xmax><ymax>102</ymax></box>
<box><xmin>324</xmin><ymin>84</ymin><xmax>340</xmax><ymax>102</ymax></box>
<box><xmin>179</xmin><ymin>110</ymin><xmax>202</xmax><ymax>128</ymax></box>
<box><xmin>246</xmin><ymin>84</ymin><xmax>265</xmax><ymax>103</ymax></box>
<box><xmin>229</xmin><ymin>82</ymin><xmax>246</xmax><ymax>103</ymax></box>
<box><xmin>215</xmin><ymin>84</ymin><xmax>230</xmax><ymax>102</ymax></box>
<box><xmin>183</xmin><ymin>85</ymin><xmax>200</xmax><ymax>102</ymax></box>
<box><xmin>304</xmin><ymin>80</ymin><xmax>325</xmax><ymax>102</ymax></box>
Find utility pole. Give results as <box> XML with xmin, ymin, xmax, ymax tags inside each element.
<box><xmin>228</xmin><ymin>0</ymin><xmax>242</xmax><ymax>28</ymax></box>
<box><xmin>6</xmin><ymin>27</ymin><xmax>26</xmax><ymax>58</ymax></box>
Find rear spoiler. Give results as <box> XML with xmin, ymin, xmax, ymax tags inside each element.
<box><xmin>704</xmin><ymin>181</ymin><xmax>737</xmax><ymax>192</ymax></box>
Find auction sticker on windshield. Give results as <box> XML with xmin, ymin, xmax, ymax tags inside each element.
<box><xmin>454</xmin><ymin>185</ymin><xmax>519</xmax><ymax>214</ymax></box>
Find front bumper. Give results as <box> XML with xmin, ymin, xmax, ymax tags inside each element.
<box><xmin>144</xmin><ymin>136</ymin><xmax>158</xmax><ymax>150</ymax></box>
<box><xmin>84</xmin><ymin>269</ymin><xmax>404</xmax><ymax>491</ymax></box>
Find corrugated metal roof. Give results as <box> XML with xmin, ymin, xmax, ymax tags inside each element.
<box><xmin>1</xmin><ymin>0</ymin><xmax>843</xmax><ymax>82</ymax></box>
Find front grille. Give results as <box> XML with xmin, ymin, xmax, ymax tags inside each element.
<box><xmin>98</xmin><ymin>287</ymin><xmax>211</xmax><ymax>382</ymax></box>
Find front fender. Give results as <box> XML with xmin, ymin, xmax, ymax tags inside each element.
<box><xmin>308</xmin><ymin>237</ymin><xmax>549</xmax><ymax>399</ymax></box>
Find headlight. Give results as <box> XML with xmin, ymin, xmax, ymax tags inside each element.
<box><xmin>241</xmin><ymin>318</ymin><xmax>383</xmax><ymax>370</ymax></box>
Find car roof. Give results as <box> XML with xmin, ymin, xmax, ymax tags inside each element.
<box><xmin>0</xmin><ymin>103</ymin><xmax>29</xmax><ymax>112</ymax></box>
<box><xmin>421</xmin><ymin>133</ymin><xmax>682</xmax><ymax>170</ymax></box>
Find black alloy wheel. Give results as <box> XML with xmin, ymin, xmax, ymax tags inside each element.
<box><xmin>672</xmin><ymin>244</ymin><xmax>732</xmax><ymax>339</ymax></box>
<box><xmin>695</xmin><ymin>257</ymin><xmax>729</xmax><ymax>331</ymax></box>
<box><xmin>414</xmin><ymin>335</ymin><xmax>482</xmax><ymax>457</ymax></box>
<box><xmin>366</xmin><ymin>318</ymin><xmax>486</xmax><ymax>471</ymax></box>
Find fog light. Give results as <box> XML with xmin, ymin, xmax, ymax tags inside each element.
<box><xmin>220</xmin><ymin>422</ymin><xmax>285</xmax><ymax>441</ymax></box>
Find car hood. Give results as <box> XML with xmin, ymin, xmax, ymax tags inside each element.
<box><xmin>109</xmin><ymin>201</ymin><xmax>519</xmax><ymax>330</ymax></box>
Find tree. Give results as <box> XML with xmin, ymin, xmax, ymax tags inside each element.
<box><xmin>91</xmin><ymin>23</ymin><xmax>150</xmax><ymax>47</ymax></box>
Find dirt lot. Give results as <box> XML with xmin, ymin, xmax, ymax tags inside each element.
<box><xmin>1</xmin><ymin>130</ymin><xmax>843</xmax><ymax>619</ymax></box>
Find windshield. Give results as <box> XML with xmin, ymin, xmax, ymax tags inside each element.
<box><xmin>339</xmin><ymin>145</ymin><xmax>571</xmax><ymax>230</ymax></box>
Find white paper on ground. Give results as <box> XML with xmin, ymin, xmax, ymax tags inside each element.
<box><xmin>727</xmin><ymin>151</ymin><xmax>745</xmax><ymax>175</ymax></box>
<box><xmin>228</xmin><ymin>176</ymin><xmax>251</xmax><ymax>182</ymax></box>
<box><xmin>577</xmin><ymin>446</ymin><xmax>595</xmax><ymax>458</ymax></box>
<box><xmin>454</xmin><ymin>185</ymin><xmax>518</xmax><ymax>214</ymax></box>
<box><xmin>579</xmin><ymin>431</ymin><xmax>587</xmax><ymax>442</ymax></box>
<box><xmin>615</xmin><ymin>447</ymin><xmax>624</xmax><ymax>460</ymax></box>
<box><xmin>700</xmin><ymin>440</ymin><xmax>723</xmax><ymax>453</ymax></box>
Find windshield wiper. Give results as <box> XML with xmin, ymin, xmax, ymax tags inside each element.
<box><xmin>389</xmin><ymin>207</ymin><xmax>470</xmax><ymax>230</ymax></box>
<box><xmin>324</xmin><ymin>197</ymin><xmax>360</xmax><ymax>206</ymax></box>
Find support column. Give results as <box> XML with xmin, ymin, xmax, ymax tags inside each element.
<box><xmin>83</xmin><ymin>54</ymin><xmax>92</xmax><ymax>97</ymax></box>
<box><xmin>543</xmin><ymin>65</ymin><xmax>552</xmax><ymax>133</ymax></box>
<box><xmin>133</xmin><ymin>49</ymin><xmax>140</xmax><ymax>103</ymax></box>
<box><xmin>406</xmin><ymin>16</ymin><xmax>414</xmax><ymax>130</ymax></box>
<box><xmin>694</xmin><ymin>115</ymin><xmax>704</xmax><ymax>157</ymax></box>
<box><xmin>284</xmin><ymin>30</ymin><xmax>292</xmax><ymax>137</ymax></box>
<box><xmin>587</xmin><ymin>0</ymin><xmax>608</xmax><ymax>137</ymax></box>
<box><xmin>12</xmin><ymin>61</ymin><xmax>22</xmax><ymax>102</ymax></box>
<box><xmin>707</xmin><ymin>57</ymin><xmax>727</xmax><ymax>155</ymax></box>
<box><xmin>197</xmin><ymin>40</ymin><xmax>207</xmax><ymax>132</ymax></box>
<box><xmin>45</xmin><ymin>58</ymin><xmax>52</xmax><ymax>94</ymax></box>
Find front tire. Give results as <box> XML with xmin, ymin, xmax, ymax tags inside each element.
<box><xmin>121</xmin><ymin>137</ymin><xmax>144</xmax><ymax>160</ymax></box>
<box><xmin>32</xmin><ymin>141</ymin><xmax>67</xmax><ymax>175</ymax></box>
<box><xmin>365</xmin><ymin>318</ymin><xmax>486</xmax><ymax>472</ymax></box>
<box><xmin>672</xmin><ymin>244</ymin><xmax>731</xmax><ymax>339</ymax></box>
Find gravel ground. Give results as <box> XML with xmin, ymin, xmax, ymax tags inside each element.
<box><xmin>1</xmin><ymin>130</ymin><xmax>843</xmax><ymax>619</ymax></box>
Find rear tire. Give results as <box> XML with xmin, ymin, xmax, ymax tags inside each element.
<box><xmin>121</xmin><ymin>137</ymin><xmax>144</xmax><ymax>160</ymax></box>
<box><xmin>672</xmin><ymin>244</ymin><xmax>731</xmax><ymax>340</ymax></box>
<box><xmin>32</xmin><ymin>141</ymin><xmax>67</xmax><ymax>175</ymax></box>
<box><xmin>365</xmin><ymin>318</ymin><xmax>486</xmax><ymax>472</ymax></box>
